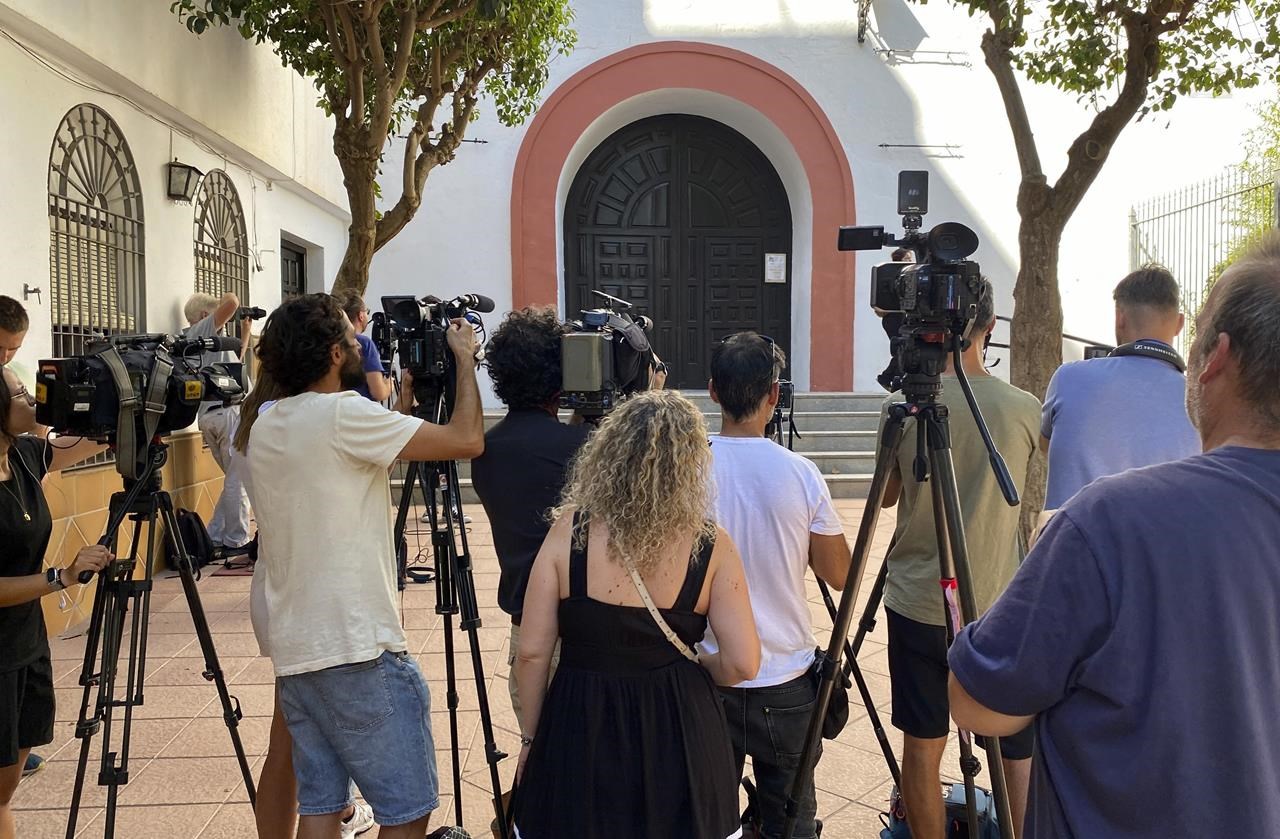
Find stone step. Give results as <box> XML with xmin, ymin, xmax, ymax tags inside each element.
<box><xmin>680</xmin><ymin>391</ymin><xmax>887</xmax><ymax>414</ymax></box>
<box><xmin>783</xmin><ymin>429</ymin><xmax>880</xmax><ymax>453</ymax></box>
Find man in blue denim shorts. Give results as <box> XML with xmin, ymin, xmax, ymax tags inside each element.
<box><xmin>247</xmin><ymin>294</ymin><xmax>484</xmax><ymax>838</ymax></box>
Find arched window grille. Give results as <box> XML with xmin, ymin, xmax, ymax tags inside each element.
<box><xmin>48</xmin><ymin>103</ymin><xmax>146</xmax><ymax>357</ymax></box>
<box><xmin>193</xmin><ymin>170</ymin><xmax>250</xmax><ymax>337</ymax></box>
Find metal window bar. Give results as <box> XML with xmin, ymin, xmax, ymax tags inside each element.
<box><xmin>1130</xmin><ymin>167</ymin><xmax>1279</xmax><ymax>354</ymax></box>
<box><xmin>193</xmin><ymin>171</ymin><xmax>251</xmax><ymax>341</ymax></box>
<box><xmin>47</xmin><ymin>104</ymin><xmax>146</xmax><ymax>471</ymax></box>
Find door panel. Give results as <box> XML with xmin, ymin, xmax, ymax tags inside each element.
<box><xmin>565</xmin><ymin>114</ymin><xmax>792</xmax><ymax>389</ymax></box>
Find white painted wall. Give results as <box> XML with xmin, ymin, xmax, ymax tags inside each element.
<box><xmin>364</xmin><ymin>0</ymin><xmax>1269</xmax><ymax>396</ymax></box>
<box><xmin>0</xmin><ymin>2</ymin><xmax>350</xmax><ymax>384</ymax></box>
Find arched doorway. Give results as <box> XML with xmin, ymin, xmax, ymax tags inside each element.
<box><xmin>564</xmin><ymin>114</ymin><xmax>792</xmax><ymax>389</ymax></box>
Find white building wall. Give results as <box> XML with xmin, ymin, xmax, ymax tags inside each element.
<box><xmin>367</xmin><ymin>0</ymin><xmax>1267</xmax><ymax>395</ymax></box>
<box><xmin>0</xmin><ymin>0</ymin><xmax>350</xmax><ymax>380</ymax></box>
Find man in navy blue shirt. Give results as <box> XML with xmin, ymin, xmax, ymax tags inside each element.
<box><xmin>334</xmin><ymin>291</ymin><xmax>392</xmax><ymax>402</ymax></box>
<box><xmin>949</xmin><ymin>233</ymin><xmax>1280</xmax><ymax>837</ymax></box>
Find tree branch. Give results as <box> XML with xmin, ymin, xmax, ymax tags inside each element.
<box><xmin>419</xmin><ymin>0</ymin><xmax>477</xmax><ymax>31</ymax></box>
<box><xmin>331</xmin><ymin>2</ymin><xmax>366</xmax><ymax>125</ymax></box>
<box><xmin>980</xmin><ymin>26</ymin><xmax>1045</xmax><ymax>184</ymax></box>
<box><xmin>1050</xmin><ymin>7</ymin><xmax>1165</xmax><ymax>219</ymax></box>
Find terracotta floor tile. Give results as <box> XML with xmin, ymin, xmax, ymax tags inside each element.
<box><xmin>114</xmin><ymin>757</ymin><xmax>253</xmax><ymax>806</ymax></box>
<box><xmin>77</xmin><ymin>803</ymin><xmax>220</xmax><ymax>838</ymax></box>
<box><xmin>144</xmin><ymin>656</ymin><xmax>254</xmax><ymax>687</ymax></box>
<box><xmin>194</xmin><ymin>802</ymin><xmax>257</xmax><ymax>838</ymax></box>
<box><xmin>13</xmin><ymin>806</ymin><xmax>101</xmax><ymax>838</ymax></box>
<box><xmin>156</xmin><ymin>715</ymin><xmax>272</xmax><ymax>759</ymax></box>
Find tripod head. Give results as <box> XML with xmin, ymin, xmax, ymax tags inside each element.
<box><xmin>890</xmin><ymin>326</ymin><xmax>1019</xmax><ymax>507</ymax></box>
<box><xmin>77</xmin><ymin>443</ymin><xmax>171</xmax><ymax>584</ymax></box>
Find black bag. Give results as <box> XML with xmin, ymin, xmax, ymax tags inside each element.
<box><xmin>810</xmin><ymin>648</ymin><xmax>851</xmax><ymax>739</ymax></box>
<box><xmin>880</xmin><ymin>783</ymin><xmax>1001</xmax><ymax>839</ymax></box>
<box><xmin>165</xmin><ymin>508</ymin><xmax>216</xmax><ymax>573</ymax></box>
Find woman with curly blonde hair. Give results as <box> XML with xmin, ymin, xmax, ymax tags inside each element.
<box><xmin>513</xmin><ymin>390</ymin><xmax>761</xmax><ymax>839</ymax></box>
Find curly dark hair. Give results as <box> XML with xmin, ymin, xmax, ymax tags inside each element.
<box><xmin>485</xmin><ymin>306</ymin><xmax>566</xmax><ymax>409</ymax></box>
<box><xmin>257</xmin><ymin>293</ymin><xmax>348</xmax><ymax>396</ymax></box>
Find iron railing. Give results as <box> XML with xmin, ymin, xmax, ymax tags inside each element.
<box><xmin>1130</xmin><ymin>167</ymin><xmax>1279</xmax><ymax>353</ymax></box>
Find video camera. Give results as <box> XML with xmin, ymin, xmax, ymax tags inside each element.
<box><xmin>35</xmin><ymin>333</ymin><xmax>245</xmax><ymax>479</ymax></box>
<box><xmin>560</xmin><ymin>290</ymin><xmax>656</xmax><ymax>417</ymax></box>
<box><xmin>374</xmin><ymin>293</ymin><xmax>494</xmax><ymax>420</ymax></box>
<box><xmin>838</xmin><ymin>171</ymin><xmax>984</xmax><ymax>382</ymax></box>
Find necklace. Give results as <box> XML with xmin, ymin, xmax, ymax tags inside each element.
<box><xmin>0</xmin><ymin>453</ymin><xmax>32</xmax><ymax>522</ymax></box>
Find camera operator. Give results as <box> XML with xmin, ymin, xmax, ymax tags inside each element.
<box><xmin>470</xmin><ymin>307</ymin><xmax>588</xmax><ymax>729</ymax></box>
<box><xmin>879</xmin><ymin>279</ymin><xmax>1041</xmax><ymax>839</ymax></box>
<box><xmin>0</xmin><ymin>364</ymin><xmax>109</xmax><ymax>839</ymax></box>
<box><xmin>949</xmin><ymin>234</ymin><xmax>1280</xmax><ymax>838</ymax></box>
<box><xmin>240</xmin><ymin>293</ymin><xmax>480</xmax><ymax>838</ymax></box>
<box><xmin>183</xmin><ymin>292</ymin><xmax>254</xmax><ymax>557</ymax></box>
<box><xmin>333</xmin><ymin>291</ymin><xmax>393</xmax><ymax>402</ymax></box>
<box><xmin>700</xmin><ymin>332</ymin><xmax>850</xmax><ymax>839</ymax></box>
<box><xmin>1040</xmin><ymin>265</ymin><xmax>1198</xmax><ymax>509</ymax></box>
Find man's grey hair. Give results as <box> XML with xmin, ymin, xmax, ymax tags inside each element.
<box><xmin>184</xmin><ymin>293</ymin><xmax>218</xmax><ymax>325</ymax></box>
<box><xmin>1194</xmin><ymin>232</ymin><xmax>1280</xmax><ymax>427</ymax></box>
<box><xmin>966</xmin><ymin>276</ymin><xmax>996</xmax><ymax>342</ymax></box>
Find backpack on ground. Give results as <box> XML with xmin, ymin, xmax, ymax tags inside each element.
<box><xmin>165</xmin><ymin>508</ymin><xmax>216</xmax><ymax>573</ymax></box>
<box><xmin>880</xmin><ymin>783</ymin><xmax>1001</xmax><ymax>839</ymax></box>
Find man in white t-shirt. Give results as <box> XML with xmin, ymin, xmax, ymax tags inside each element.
<box><xmin>702</xmin><ymin>332</ymin><xmax>852</xmax><ymax>839</ymax></box>
<box><xmin>247</xmin><ymin>294</ymin><xmax>483</xmax><ymax>839</ymax></box>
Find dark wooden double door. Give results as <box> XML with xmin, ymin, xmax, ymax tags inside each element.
<box><xmin>564</xmin><ymin>115</ymin><xmax>792</xmax><ymax>389</ymax></box>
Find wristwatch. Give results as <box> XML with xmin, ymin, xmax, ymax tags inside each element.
<box><xmin>47</xmin><ymin>567</ymin><xmax>68</xmax><ymax>592</ymax></box>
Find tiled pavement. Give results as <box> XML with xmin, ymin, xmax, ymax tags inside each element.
<box><xmin>14</xmin><ymin>500</ymin><xmax>978</xmax><ymax>837</ymax></box>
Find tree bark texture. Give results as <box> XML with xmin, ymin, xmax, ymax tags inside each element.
<box><xmin>332</xmin><ymin>142</ymin><xmax>381</xmax><ymax>295</ymax></box>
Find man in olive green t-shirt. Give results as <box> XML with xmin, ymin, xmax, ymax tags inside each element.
<box><xmin>879</xmin><ymin>277</ymin><xmax>1041</xmax><ymax>839</ymax></box>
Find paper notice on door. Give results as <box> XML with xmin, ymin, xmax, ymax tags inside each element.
<box><xmin>765</xmin><ymin>253</ymin><xmax>787</xmax><ymax>283</ymax></box>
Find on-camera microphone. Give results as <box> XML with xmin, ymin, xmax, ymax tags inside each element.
<box><xmin>453</xmin><ymin>293</ymin><xmax>496</xmax><ymax>313</ymax></box>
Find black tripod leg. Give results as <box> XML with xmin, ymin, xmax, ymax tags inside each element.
<box><xmin>926</xmin><ymin>418</ymin><xmax>1015</xmax><ymax>839</ymax></box>
<box><xmin>443</xmin><ymin>461</ymin><xmax>509</xmax><ymax>837</ymax></box>
<box><xmin>850</xmin><ymin>559</ymin><xmax>890</xmax><ymax>657</ymax></box>
<box><xmin>392</xmin><ymin>461</ymin><xmax>421</xmax><ymax>591</ymax></box>
<box><xmin>781</xmin><ymin>407</ymin><xmax>908</xmax><ymax>839</ymax></box>
<box><xmin>159</xmin><ymin>496</ymin><xmax>257</xmax><ymax>808</ymax></box>
<box><xmin>815</xmin><ymin>578</ymin><xmax>901</xmax><ymax>787</ymax></box>
<box><xmin>65</xmin><ymin>562</ymin><xmax>114</xmax><ymax>839</ymax></box>
<box><xmin>422</xmin><ymin>467</ymin><xmax>466</xmax><ymax>828</ymax></box>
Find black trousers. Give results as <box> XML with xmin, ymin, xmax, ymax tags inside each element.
<box><xmin>719</xmin><ymin>672</ymin><xmax>821</xmax><ymax>839</ymax></box>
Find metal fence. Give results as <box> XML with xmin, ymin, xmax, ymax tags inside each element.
<box><xmin>1130</xmin><ymin>167</ymin><xmax>1279</xmax><ymax>353</ymax></box>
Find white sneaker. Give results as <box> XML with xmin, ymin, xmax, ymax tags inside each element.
<box><xmin>340</xmin><ymin>801</ymin><xmax>375</xmax><ymax>837</ymax></box>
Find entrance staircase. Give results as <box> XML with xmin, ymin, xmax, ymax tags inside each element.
<box><xmin>395</xmin><ymin>393</ymin><xmax>885</xmax><ymax>505</ymax></box>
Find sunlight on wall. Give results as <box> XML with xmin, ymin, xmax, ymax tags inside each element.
<box><xmin>644</xmin><ymin>0</ymin><xmax>857</xmax><ymax>36</ymax></box>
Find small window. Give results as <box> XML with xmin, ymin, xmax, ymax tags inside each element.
<box><xmin>281</xmin><ymin>240</ymin><xmax>307</xmax><ymax>299</ymax></box>
<box><xmin>193</xmin><ymin>170</ymin><xmax>250</xmax><ymax>337</ymax></box>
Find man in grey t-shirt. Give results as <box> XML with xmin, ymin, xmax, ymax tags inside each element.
<box><xmin>183</xmin><ymin>292</ymin><xmax>253</xmax><ymax>553</ymax></box>
<box><xmin>1040</xmin><ymin>265</ymin><xmax>1199</xmax><ymax>508</ymax></box>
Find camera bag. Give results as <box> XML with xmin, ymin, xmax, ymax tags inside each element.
<box><xmin>880</xmin><ymin>782</ymin><xmax>1001</xmax><ymax>839</ymax></box>
<box><xmin>165</xmin><ymin>508</ymin><xmax>216</xmax><ymax>575</ymax></box>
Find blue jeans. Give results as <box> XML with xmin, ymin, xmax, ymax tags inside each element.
<box><xmin>278</xmin><ymin>651</ymin><xmax>439</xmax><ymax>826</ymax></box>
<box><xmin>720</xmin><ymin>673</ymin><xmax>821</xmax><ymax>839</ymax></box>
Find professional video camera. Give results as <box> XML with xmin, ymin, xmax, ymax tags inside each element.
<box><xmin>236</xmin><ymin>306</ymin><xmax>267</xmax><ymax>321</ymax></box>
<box><xmin>838</xmin><ymin>171</ymin><xmax>984</xmax><ymax>383</ymax></box>
<box><xmin>560</xmin><ymin>290</ymin><xmax>656</xmax><ymax>417</ymax></box>
<box><xmin>35</xmin><ymin>333</ymin><xmax>245</xmax><ymax>478</ymax></box>
<box><xmin>375</xmin><ymin>293</ymin><xmax>494</xmax><ymax>420</ymax></box>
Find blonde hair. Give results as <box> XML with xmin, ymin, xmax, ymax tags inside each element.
<box><xmin>555</xmin><ymin>391</ymin><xmax>715</xmax><ymax>574</ymax></box>
<box><xmin>184</xmin><ymin>293</ymin><xmax>218</xmax><ymax>325</ymax></box>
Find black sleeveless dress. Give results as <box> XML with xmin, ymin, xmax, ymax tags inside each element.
<box><xmin>515</xmin><ymin>519</ymin><xmax>742</xmax><ymax>839</ymax></box>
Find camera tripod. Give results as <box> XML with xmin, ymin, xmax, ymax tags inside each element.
<box><xmin>781</xmin><ymin>333</ymin><xmax>1019</xmax><ymax>839</ymax></box>
<box><xmin>65</xmin><ymin>443</ymin><xmax>255</xmax><ymax>839</ymax></box>
<box><xmin>765</xmin><ymin>398</ymin><xmax>903</xmax><ymax>796</ymax></box>
<box><xmin>391</xmin><ymin>395</ymin><xmax>510</xmax><ymax>837</ymax></box>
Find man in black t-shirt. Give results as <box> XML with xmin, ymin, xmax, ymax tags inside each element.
<box><xmin>471</xmin><ymin>308</ymin><xmax>588</xmax><ymax>731</ymax></box>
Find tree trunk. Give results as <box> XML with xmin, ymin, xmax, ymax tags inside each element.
<box><xmin>1010</xmin><ymin>210</ymin><xmax>1066</xmax><ymax>538</ymax></box>
<box><xmin>331</xmin><ymin>142</ymin><xmax>381</xmax><ymax>296</ymax></box>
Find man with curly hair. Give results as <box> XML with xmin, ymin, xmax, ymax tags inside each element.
<box><xmin>470</xmin><ymin>307</ymin><xmax>589</xmax><ymax>727</ymax></box>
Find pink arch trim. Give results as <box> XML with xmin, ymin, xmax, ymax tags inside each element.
<box><xmin>510</xmin><ymin>40</ymin><xmax>857</xmax><ymax>390</ymax></box>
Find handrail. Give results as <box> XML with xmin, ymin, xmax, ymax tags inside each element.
<box><xmin>994</xmin><ymin>315</ymin><xmax>1113</xmax><ymax>352</ymax></box>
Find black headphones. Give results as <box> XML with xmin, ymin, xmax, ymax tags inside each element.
<box><xmin>1110</xmin><ymin>339</ymin><xmax>1186</xmax><ymax>373</ymax></box>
